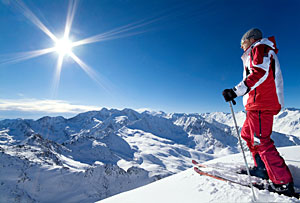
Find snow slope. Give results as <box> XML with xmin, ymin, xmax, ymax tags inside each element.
<box><xmin>0</xmin><ymin>135</ymin><xmax>154</xmax><ymax>203</ymax></box>
<box><xmin>100</xmin><ymin>146</ymin><xmax>300</xmax><ymax>203</ymax></box>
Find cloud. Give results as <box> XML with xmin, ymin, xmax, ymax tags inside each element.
<box><xmin>0</xmin><ymin>98</ymin><xmax>100</xmax><ymax>114</ymax></box>
<box><xmin>17</xmin><ymin>93</ymin><xmax>25</xmax><ymax>97</ymax></box>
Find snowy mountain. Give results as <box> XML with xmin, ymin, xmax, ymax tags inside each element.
<box><xmin>1</xmin><ymin>108</ymin><xmax>300</xmax><ymax>202</ymax></box>
<box><xmin>202</xmin><ymin>108</ymin><xmax>300</xmax><ymax>138</ymax></box>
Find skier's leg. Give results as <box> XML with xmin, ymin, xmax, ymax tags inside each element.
<box><xmin>254</xmin><ymin>153</ymin><xmax>266</xmax><ymax>170</ymax></box>
<box><xmin>239</xmin><ymin>111</ymin><xmax>268</xmax><ymax>179</ymax></box>
<box><xmin>251</xmin><ymin>110</ymin><xmax>293</xmax><ymax>184</ymax></box>
<box><xmin>241</xmin><ymin>111</ymin><xmax>257</xmax><ymax>163</ymax></box>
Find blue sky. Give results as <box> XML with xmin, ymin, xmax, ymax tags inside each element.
<box><xmin>0</xmin><ymin>0</ymin><xmax>300</xmax><ymax>119</ymax></box>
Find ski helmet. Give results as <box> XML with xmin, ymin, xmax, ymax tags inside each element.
<box><xmin>241</xmin><ymin>28</ymin><xmax>262</xmax><ymax>44</ymax></box>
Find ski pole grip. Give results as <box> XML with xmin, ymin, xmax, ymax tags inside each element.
<box><xmin>232</xmin><ymin>99</ymin><xmax>236</xmax><ymax>105</ymax></box>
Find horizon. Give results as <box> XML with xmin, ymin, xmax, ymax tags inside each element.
<box><xmin>1</xmin><ymin>0</ymin><xmax>300</xmax><ymax>119</ymax></box>
<box><xmin>1</xmin><ymin>106</ymin><xmax>300</xmax><ymax>121</ymax></box>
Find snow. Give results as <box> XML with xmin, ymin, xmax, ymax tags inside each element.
<box><xmin>202</xmin><ymin>108</ymin><xmax>300</xmax><ymax>138</ymax></box>
<box><xmin>117</xmin><ymin>127</ymin><xmax>213</xmax><ymax>177</ymax></box>
<box><xmin>100</xmin><ymin>146</ymin><xmax>300</xmax><ymax>203</ymax></box>
<box><xmin>274</xmin><ymin>108</ymin><xmax>300</xmax><ymax>137</ymax></box>
<box><xmin>1</xmin><ymin>108</ymin><xmax>300</xmax><ymax>202</ymax></box>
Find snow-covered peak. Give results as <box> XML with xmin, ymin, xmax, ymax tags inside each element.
<box><xmin>274</xmin><ymin>108</ymin><xmax>300</xmax><ymax>137</ymax></box>
<box><xmin>36</xmin><ymin>115</ymin><xmax>66</xmax><ymax>123</ymax></box>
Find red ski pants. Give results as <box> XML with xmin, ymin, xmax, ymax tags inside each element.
<box><xmin>241</xmin><ymin>110</ymin><xmax>293</xmax><ymax>184</ymax></box>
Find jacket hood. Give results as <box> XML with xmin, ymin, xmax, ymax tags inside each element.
<box><xmin>254</xmin><ymin>36</ymin><xmax>278</xmax><ymax>54</ymax></box>
<box><xmin>241</xmin><ymin>36</ymin><xmax>278</xmax><ymax>61</ymax></box>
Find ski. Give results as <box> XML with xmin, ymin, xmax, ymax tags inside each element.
<box><xmin>193</xmin><ymin>167</ymin><xmax>265</xmax><ymax>190</ymax></box>
<box><xmin>192</xmin><ymin>160</ymin><xmax>224</xmax><ymax>170</ymax></box>
<box><xmin>192</xmin><ymin>160</ymin><xmax>207</xmax><ymax>168</ymax></box>
<box><xmin>193</xmin><ymin>162</ymin><xmax>300</xmax><ymax>199</ymax></box>
<box><xmin>192</xmin><ymin>159</ymin><xmax>244</xmax><ymax>172</ymax></box>
<box><xmin>192</xmin><ymin>159</ymin><xmax>265</xmax><ymax>179</ymax></box>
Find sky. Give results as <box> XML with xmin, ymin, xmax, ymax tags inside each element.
<box><xmin>0</xmin><ymin>0</ymin><xmax>300</xmax><ymax>119</ymax></box>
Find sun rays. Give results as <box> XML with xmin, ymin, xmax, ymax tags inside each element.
<box><xmin>2</xmin><ymin>0</ymin><xmax>210</xmax><ymax>98</ymax></box>
<box><xmin>1</xmin><ymin>0</ymin><xmax>216</xmax><ymax>97</ymax></box>
<box><xmin>2</xmin><ymin>0</ymin><xmax>165</xmax><ymax>96</ymax></box>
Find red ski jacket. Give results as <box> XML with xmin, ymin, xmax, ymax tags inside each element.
<box><xmin>233</xmin><ymin>37</ymin><xmax>284</xmax><ymax>113</ymax></box>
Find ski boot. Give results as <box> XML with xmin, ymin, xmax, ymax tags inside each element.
<box><xmin>238</xmin><ymin>154</ymin><xmax>269</xmax><ymax>180</ymax></box>
<box><xmin>268</xmin><ymin>182</ymin><xmax>298</xmax><ymax>198</ymax></box>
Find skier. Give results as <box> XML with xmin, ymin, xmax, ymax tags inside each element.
<box><xmin>222</xmin><ymin>28</ymin><xmax>295</xmax><ymax>196</ymax></box>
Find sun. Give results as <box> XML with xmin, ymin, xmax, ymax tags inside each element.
<box><xmin>4</xmin><ymin>0</ymin><xmax>156</xmax><ymax>95</ymax></box>
<box><xmin>54</xmin><ymin>37</ymin><xmax>73</xmax><ymax>57</ymax></box>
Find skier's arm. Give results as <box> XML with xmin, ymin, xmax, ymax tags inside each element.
<box><xmin>233</xmin><ymin>45</ymin><xmax>269</xmax><ymax>97</ymax></box>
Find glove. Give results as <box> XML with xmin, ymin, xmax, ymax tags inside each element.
<box><xmin>222</xmin><ymin>89</ymin><xmax>237</xmax><ymax>104</ymax></box>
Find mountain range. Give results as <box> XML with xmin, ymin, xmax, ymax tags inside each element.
<box><xmin>1</xmin><ymin>107</ymin><xmax>300</xmax><ymax>202</ymax></box>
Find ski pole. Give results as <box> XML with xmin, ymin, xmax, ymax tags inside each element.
<box><xmin>229</xmin><ymin>101</ymin><xmax>257</xmax><ymax>201</ymax></box>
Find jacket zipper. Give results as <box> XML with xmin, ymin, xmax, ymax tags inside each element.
<box><xmin>254</xmin><ymin>88</ymin><xmax>257</xmax><ymax>103</ymax></box>
<box><xmin>259</xmin><ymin>111</ymin><xmax>262</xmax><ymax>137</ymax></box>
